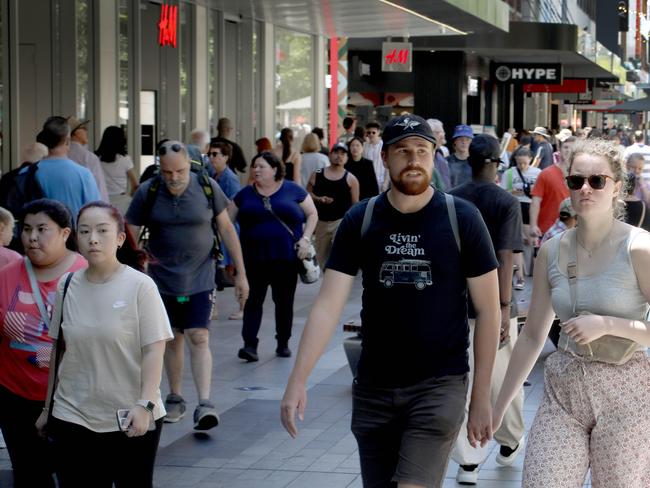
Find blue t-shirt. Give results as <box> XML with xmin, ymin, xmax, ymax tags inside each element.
<box><xmin>326</xmin><ymin>191</ymin><xmax>498</xmax><ymax>388</ymax></box>
<box><xmin>234</xmin><ymin>181</ymin><xmax>307</xmax><ymax>264</ymax></box>
<box><xmin>30</xmin><ymin>158</ymin><xmax>101</xmax><ymax>222</ymax></box>
<box><xmin>216</xmin><ymin>167</ymin><xmax>241</xmax><ymax>200</ymax></box>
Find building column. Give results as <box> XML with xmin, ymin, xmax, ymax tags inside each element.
<box><xmin>259</xmin><ymin>21</ymin><xmax>275</xmax><ymax>143</ymax></box>
<box><xmin>312</xmin><ymin>35</ymin><xmax>326</xmax><ymax>139</ymax></box>
<box><xmin>192</xmin><ymin>3</ymin><xmax>209</xmax><ymax>132</ymax></box>
<box><xmin>94</xmin><ymin>0</ymin><xmax>119</xmax><ymax>139</ymax></box>
<box><xmin>239</xmin><ymin>16</ymin><xmax>254</xmax><ymax>162</ymax></box>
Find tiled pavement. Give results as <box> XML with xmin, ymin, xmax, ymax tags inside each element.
<box><xmin>0</xmin><ymin>275</ymin><xmax>593</xmax><ymax>487</ymax></box>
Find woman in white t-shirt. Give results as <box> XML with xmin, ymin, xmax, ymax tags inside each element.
<box><xmin>501</xmin><ymin>146</ymin><xmax>542</xmax><ymax>288</ymax></box>
<box><xmin>96</xmin><ymin>126</ymin><xmax>139</xmax><ymax>214</ymax></box>
<box><xmin>36</xmin><ymin>201</ymin><xmax>172</xmax><ymax>487</ymax></box>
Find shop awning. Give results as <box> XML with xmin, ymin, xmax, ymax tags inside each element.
<box><xmin>605</xmin><ymin>97</ymin><xmax>650</xmax><ymax>112</ymax></box>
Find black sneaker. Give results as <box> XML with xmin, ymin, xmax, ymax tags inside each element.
<box><xmin>193</xmin><ymin>401</ymin><xmax>220</xmax><ymax>431</ymax></box>
<box><xmin>163</xmin><ymin>393</ymin><xmax>186</xmax><ymax>423</ymax></box>
<box><xmin>276</xmin><ymin>346</ymin><xmax>291</xmax><ymax>358</ymax></box>
<box><xmin>238</xmin><ymin>346</ymin><xmax>258</xmax><ymax>362</ymax></box>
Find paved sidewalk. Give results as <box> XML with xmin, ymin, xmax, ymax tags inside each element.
<box><xmin>0</xmin><ymin>275</ymin><xmax>592</xmax><ymax>487</ymax></box>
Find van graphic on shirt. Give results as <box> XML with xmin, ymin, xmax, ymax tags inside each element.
<box><xmin>379</xmin><ymin>259</ymin><xmax>432</xmax><ymax>290</ymax></box>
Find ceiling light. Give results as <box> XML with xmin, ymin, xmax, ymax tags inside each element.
<box><xmin>378</xmin><ymin>0</ymin><xmax>467</xmax><ymax>35</ymax></box>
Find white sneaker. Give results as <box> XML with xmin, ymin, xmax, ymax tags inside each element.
<box><xmin>456</xmin><ymin>465</ymin><xmax>479</xmax><ymax>485</ymax></box>
<box><xmin>495</xmin><ymin>440</ymin><xmax>524</xmax><ymax>466</ymax></box>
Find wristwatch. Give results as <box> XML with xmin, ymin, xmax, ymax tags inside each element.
<box><xmin>136</xmin><ymin>399</ymin><xmax>155</xmax><ymax>413</ymax></box>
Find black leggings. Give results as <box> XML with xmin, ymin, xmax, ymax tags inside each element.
<box><xmin>49</xmin><ymin>416</ymin><xmax>163</xmax><ymax>488</ymax></box>
<box><xmin>0</xmin><ymin>385</ymin><xmax>56</xmax><ymax>488</ymax></box>
<box><xmin>242</xmin><ymin>259</ymin><xmax>298</xmax><ymax>348</ymax></box>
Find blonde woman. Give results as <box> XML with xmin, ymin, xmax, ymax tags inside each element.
<box><xmin>494</xmin><ymin>138</ymin><xmax>650</xmax><ymax>487</ymax></box>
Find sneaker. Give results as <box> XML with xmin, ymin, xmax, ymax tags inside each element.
<box><xmin>496</xmin><ymin>441</ymin><xmax>523</xmax><ymax>466</ymax></box>
<box><xmin>456</xmin><ymin>464</ymin><xmax>479</xmax><ymax>485</ymax></box>
<box><xmin>193</xmin><ymin>402</ymin><xmax>220</xmax><ymax>431</ymax></box>
<box><xmin>238</xmin><ymin>346</ymin><xmax>259</xmax><ymax>362</ymax></box>
<box><xmin>164</xmin><ymin>393</ymin><xmax>186</xmax><ymax>423</ymax></box>
<box><xmin>514</xmin><ymin>278</ymin><xmax>525</xmax><ymax>290</ymax></box>
<box><xmin>276</xmin><ymin>346</ymin><xmax>291</xmax><ymax>358</ymax></box>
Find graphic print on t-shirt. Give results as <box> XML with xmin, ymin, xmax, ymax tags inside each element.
<box><xmin>380</xmin><ymin>233</ymin><xmax>432</xmax><ymax>290</ymax></box>
<box><xmin>3</xmin><ymin>287</ymin><xmax>54</xmax><ymax>368</ymax></box>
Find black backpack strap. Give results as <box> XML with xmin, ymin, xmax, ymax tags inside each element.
<box><xmin>360</xmin><ymin>195</ymin><xmax>379</xmax><ymax>239</ymax></box>
<box><xmin>196</xmin><ymin>171</ymin><xmax>223</xmax><ymax>261</ymax></box>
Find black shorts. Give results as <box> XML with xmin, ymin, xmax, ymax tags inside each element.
<box><xmin>520</xmin><ymin>201</ymin><xmax>530</xmax><ymax>225</ymax></box>
<box><xmin>161</xmin><ymin>290</ymin><xmax>213</xmax><ymax>331</ymax></box>
<box><xmin>351</xmin><ymin>374</ymin><xmax>468</xmax><ymax>487</ymax></box>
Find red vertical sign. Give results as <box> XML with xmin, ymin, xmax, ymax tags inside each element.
<box><xmin>329</xmin><ymin>38</ymin><xmax>339</xmax><ymax>150</ymax></box>
<box><xmin>158</xmin><ymin>4</ymin><xmax>178</xmax><ymax>48</ymax></box>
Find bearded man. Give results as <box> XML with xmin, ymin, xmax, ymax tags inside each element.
<box><xmin>281</xmin><ymin>114</ymin><xmax>501</xmax><ymax>488</ymax></box>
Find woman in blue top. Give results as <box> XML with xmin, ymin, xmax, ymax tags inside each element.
<box><xmin>232</xmin><ymin>152</ymin><xmax>318</xmax><ymax>362</ymax></box>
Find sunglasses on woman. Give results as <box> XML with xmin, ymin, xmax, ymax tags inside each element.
<box><xmin>565</xmin><ymin>174</ymin><xmax>615</xmax><ymax>190</ymax></box>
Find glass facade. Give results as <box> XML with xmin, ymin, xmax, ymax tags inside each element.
<box><xmin>75</xmin><ymin>0</ymin><xmax>90</xmax><ymax>119</ymax></box>
<box><xmin>275</xmin><ymin>27</ymin><xmax>313</xmax><ymax>143</ymax></box>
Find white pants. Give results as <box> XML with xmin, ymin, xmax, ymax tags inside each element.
<box><xmin>450</xmin><ymin>317</ymin><xmax>525</xmax><ymax>466</ymax></box>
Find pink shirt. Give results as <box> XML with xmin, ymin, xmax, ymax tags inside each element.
<box><xmin>0</xmin><ymin>255</ymin><xmax>87</xmax><ymax>400</ymax></box>
<box><xmin>0</xmin><ymin>247</ymin><xmax>21</xmax><ymax>270</ymax></box>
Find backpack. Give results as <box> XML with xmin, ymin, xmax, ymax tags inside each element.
<box><xmin>360</xmin><ymin>192</ymin><xmax>461</xmax><ymax>252</ymax></box>
<box><xmin>2</xmin><ymin>162</ymin><xmax>45</xmax><ymax>218</ymax></box>
<box><xmin>138</xmin><ymin>164</ymin><xmax>223</xmax><ymax>263</ymax></box>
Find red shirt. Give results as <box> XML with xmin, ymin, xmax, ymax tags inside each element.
<box><xmin>0</xmin><ymin>256</ymin><xmax>87</xmax><ymax>400</ymax></box>
<box><xmin>531</xmin><ymin>164</ymin><xmax>569</xmax><ymax>234</ymax></box>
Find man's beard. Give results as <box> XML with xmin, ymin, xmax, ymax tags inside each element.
<box><xmin>390</xmin><ymin>168</ymin><xmax>431</xmax><ymax>195</ymax></box>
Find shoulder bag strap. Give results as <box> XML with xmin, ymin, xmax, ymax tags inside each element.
<box><xmin>444</xmin><ymin>193</ymin><xmax>461</xmax><ymax>253</ymax></box>
<box><xmin>515</xmin><ymin>165</ymin><xmax>528</xmax><ymax>186</ymax></box>
<box><xmin>48</xmin><ymin>271</ymin><xmax>74</xmax><ymax>421</ymax></box>
<box><xmin>640</xmin><ymin>202</ymin><xmax>647</xmax><ymax>227</ymax></box>
<box><xmin>256</xmin><ymin>187</ymin><xmax>298</xmax><ymax>242</ymax></box>
<box><xmin>25</xmin><ymin>257</ymin><xmax>50</xmax><ymax>329</ymax></box>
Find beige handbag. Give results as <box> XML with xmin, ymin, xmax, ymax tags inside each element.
<box><xmin>557</xmin><ymin>229</ymin><xmax>639</xmax><ymax>365</ymax></box>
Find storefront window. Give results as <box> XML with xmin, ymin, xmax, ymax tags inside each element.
<box><xmin>118</xmin><ymin>0</ymin><xmax>129</xmax><ymax>129</ymax></box>
<box><xmin>0</xmin><ymin>2</ymin><xmax>4</xmax><ymax>167</ymax></box>
<box><xmin>75</xmin><ymin>0</ymin><xmax>90</xmax><ymax>119</ymax></box>
<box><xmin>275</xmin><ymin>28</ymin><xmax>313</xmax><ymax>144</ymax></box>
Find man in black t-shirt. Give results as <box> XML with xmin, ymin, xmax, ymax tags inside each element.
<box><xmin>450</xmin><ymin>135</ymin><xmax>525</xmax><ymax>484</ymax></box>
<box><xmin>281</xmin><ymin>114</ymin><xmax>501</xmax><ymax>488</ymax></box>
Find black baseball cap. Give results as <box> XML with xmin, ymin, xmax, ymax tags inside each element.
<box><xmin>330</xmin><ymin>142</ymin><xmax>348</xmax><ymax>152</ymax></box>
<box><xmin>382</xmin><ymin>114</ymin><xmax>437</xmax><ymax>146</ymax></box>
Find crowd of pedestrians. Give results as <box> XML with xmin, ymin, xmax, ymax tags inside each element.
<box><xmin>1</xmin><ymin>110</ymin><xmax>650</xmax><ymax>488</ymax></box>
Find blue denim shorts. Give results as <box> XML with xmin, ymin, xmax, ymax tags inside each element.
<box><xmin>161</xmin><ymin>290</ymin><xmax>213</xmax><ymax>331</ymax></box>
<box><xmin>351</xmin><ymin>373</ymin><xmax>468</xmax><ymax>487</ymax></box>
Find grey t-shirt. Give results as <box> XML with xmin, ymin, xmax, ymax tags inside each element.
<box><xmin>126</xmin><ymin>173</ymin><xmax>229</xmax><ymax>296</ymax></box>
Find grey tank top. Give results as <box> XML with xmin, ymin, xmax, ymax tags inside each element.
<box><xmin>547</xmin><ymin>228</ymin><xmax>649</xmax><ymax>324</ymax></box>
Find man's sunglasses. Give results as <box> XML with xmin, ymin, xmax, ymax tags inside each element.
<box><xmin>208</xmin><ymin>151</ymin><xmax>223</xmax><ymax>157</ymax></box>
<box><xmin>566</xmin><ymin>174</ymin><xmax>614</xmax><ymax>190</ymax></box>
<box><xmin>158</xmin><ymin>142</ymin><xmax>183</xmax><ymax>156</ymax></box>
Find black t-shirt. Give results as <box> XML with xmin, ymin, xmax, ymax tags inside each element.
<box><xmin>624</xmin><ymin>200</ymin><xmax>650</xmax><ymax>232</ymax></box>
<box><xmin>326</xmin><ymin>191</ymin><xmax>498</xmax><ymax>388</ymax></box>
<box><xmin>450</xmin><ymin>181</ymin><xmax>523</xmax><ymax>318</ymax></box>
<box><xmin>346</xmin><ymin>157</ymin><xmax>379</xmax><ymax>201</ymax></box>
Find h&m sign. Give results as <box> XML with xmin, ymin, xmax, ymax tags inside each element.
<box><xmin>490</xmin><ymin>62</ymin><xmax>562</xmax><ymax>84</ymax></box>
<box><xmin>382</xmin><ymin>42</ymin><xmax>412</xmax><ymax>73</ymax></box>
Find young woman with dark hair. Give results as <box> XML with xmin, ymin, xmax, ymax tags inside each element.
<box><xmin>273</xmin><ymin>128</ymin><xmax>302</xmax><ymax>184</ymax></box>
<box><xmin>96</xmin><ymin>126</ymin><xmax>139</xmax><ymax>214</ymax></box>
<box><xmin>36</xmin><ymin>201</ymin><xmax>172</xmax><ymax>487</ymax></box>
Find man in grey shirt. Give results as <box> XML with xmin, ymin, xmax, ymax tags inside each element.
<box><xmin>67</xmin><ymin>116</ymin><xmax>109</xmax><ymax>201</ymax></box>
<box><xmin>126</xmin><ymin>140</ymin><xmax>249</xmax><ymax>430</ymax></box>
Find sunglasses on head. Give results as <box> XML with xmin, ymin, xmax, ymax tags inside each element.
<box><xmin>566</xmin><ymin>174</ymin><xmax>614</xmax><ymax>190</ymax></box>
<box><xmin>208</xmin><ymin>151</ymin><xmax>222</xmax><ymax>157</ymax></box>
<box><xmin>158</xmin><ymin>143</ymin><xmax>182</xmax><ymax>156</ymax></box>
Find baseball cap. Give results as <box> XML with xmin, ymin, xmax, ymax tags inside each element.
<box><xmin>559</xmin><ymin>198</ymin><xmax>576</xmax><ymax>217</ymax></box>
<box><xmin>468</xmin><ymin>134</ymin><xmax>501</xmax><ymax>167</ymax></box>
<box><xmin>452</xmin><ymin>124</ymin><xmax>473</xmax><ymax>140</ymax></box>
<box><xmin>330</xmin><ymin>142</ymin><xmax>348</xmax><ymax>152</ymax></box>
<box><xmin>67</xmin><ymin>116</ymin><xmax>90</xmax><ymax>133</ymax></box>
<box><xmin>382</xmin><ymin>114</ymin><xmax>437</xmax><ymax>146</ymax></box>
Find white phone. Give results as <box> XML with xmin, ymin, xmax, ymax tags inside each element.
<box><xmin>116</xmin><ymin>409</ymin><xmax>130</xmax><ymax>431</ymax></box>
